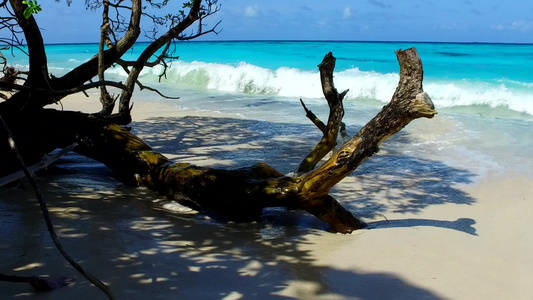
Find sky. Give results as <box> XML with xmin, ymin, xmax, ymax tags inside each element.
<box><xmin>19</xmin><ymin>0</ymin><xmax>533</xmax><ymax>44</ymax></box>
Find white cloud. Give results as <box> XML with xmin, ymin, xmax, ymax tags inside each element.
<box><xmin>244</xmin><ymin>5</ymin><xmax>259</xmax><ymax>18</ymax></box>
<box><xmin>492</xmin><ymin>20</ymin><xmax>533</xmax><ymax>31</ymax></box>
<box><xmin>343</xmin><ymin>7</ymin><xmax>352</xmax><ymax>19</ymax></box>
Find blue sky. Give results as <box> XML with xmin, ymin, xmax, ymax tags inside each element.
<box><xmin>32</xmin><ymin>0</ymin><xmax>533</xmax><ymax>44</ymax></box>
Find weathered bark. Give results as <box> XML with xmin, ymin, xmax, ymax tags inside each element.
<box><xmin>3</xmin><ymin>0</ymin><xmax>51</xmax><ymax>110</ymax></box>
<box><xmin>299</xmin><ymin>49</ymin><xmax>435</xmax><ymax>201</ymax></box>
<box><xmin>298</xmin><ymin>52</ymin><xmax>349</xmax><ymax>173</ymax></box>
<box><xmin>300</xmin><ymin>100</ymin><xmax>349</xmax><ymax>145</ymax></box>
<box><xmin>8</xmin><ymin>0</ymin><xmax>49</xmax><ymax>87</ymax></box>
<box><xmin>71</xmin><ymin>119</ymin><xmax>363</xmax><ymax>231</ymax></box>
<box><xmin>97</xmin><ymin>0</ymin><xmax>116</xmax><ymax>116</ymax></box>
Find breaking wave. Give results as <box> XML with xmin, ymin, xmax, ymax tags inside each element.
<box><xmin>123</xmin><ymin>60</ymin><xmax>533</xmax><ymax>116</ymax></box>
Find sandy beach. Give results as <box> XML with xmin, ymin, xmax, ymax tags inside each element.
<box><xmin>1</xmin><ymin>94</ymin><xmax>532</xmax><ymax>299</ymax></box>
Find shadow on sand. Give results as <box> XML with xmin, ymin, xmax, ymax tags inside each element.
<box><xmin>0</xmin><ymin>115</ymin><xmax>476</xmax><ymax>299</ymax></box>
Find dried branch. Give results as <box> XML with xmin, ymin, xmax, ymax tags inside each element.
<box><xmin>49</xmin><ymin>0</ymin><xmax>142</xmax><ymax>96</ymax></box>
<box><xmin>0</xmin><ymin>5</ymin><xmax>27</xmax><ymax>54</ymax></box>
<box><xmin>115</xmin><ymin>56</ymin><xmax>181</xmax><ymax>100</ymax></box>
<box><xmin>115</xmin><ymin>0</ymin><xmax>220</xmax><ymax>122</ymax></box>
<box><xmin>115</xmin><ymin>41</ymin><xmax>176</xmax><ymax>69</ymax></box>
<box><xmin>0</xmin><ymin>143</ymin><xmax>77</xmax><ymax>187</ymax></box>
<box><xmin>135</xmin><ymin>80</ymin><xmax>180</xmax><ymax>100</ymax></box>
<box><xmin>300</xmin><ymin>98</ymin><xmax>327</xmax><ymax>133</ymax></box>
<box><xmin>0</xmin><ymin>79</ymin><xmax>129</xmax><ymax>96</ymax></box>
<box><xmin>298</xmin><ymin>52</ymin><xmax>349</xmax><ymax>173</ymax></box>
<box><xmin>300</xmin><ymin>98</ymin><xmax>349</xmax><ymax>145</ymax></box>
<box><xmin>300</xmin><ymin>48</ymin><xmax>436</xmax><ymax>200</ymax></box>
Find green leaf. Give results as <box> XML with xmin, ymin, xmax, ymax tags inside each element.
<box><xmin>23</xmin><ymin>9</ymin><xmax>32</xmax><ymax>19</ymax></box>
<box><xmin>22</xmin><ymin>0</ymin><xmax>42</xmax><ymax>19</ymax></box>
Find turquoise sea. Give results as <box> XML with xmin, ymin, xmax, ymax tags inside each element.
<box><xmin>4</xmin><ymin>41</ymin><xmax>533</xmax><ymax>178</ymax></box>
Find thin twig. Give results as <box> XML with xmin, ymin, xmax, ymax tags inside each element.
<box><xmin>0</xmin><ymin>80</ymin><xmax>128</xmax><ymax>96</ymax></box>
<box><xmin>377</xmin><ymin>213</ymin><xmax>389</xmax><ymax>223</ymax></box>
<box><xmin>299</xmin><ymin>98</ymin><xmax>326</xmax><ymax>133</ymax></box>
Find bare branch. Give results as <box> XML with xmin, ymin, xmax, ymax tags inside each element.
<box><xmin>115</xmin><ymin>41</ymin><xmax>176</xmax><ymax>68</ymax></box>
<box><xmin>116</xmin><ymin>0</ymin><xmax>220</xmax><ymax>122</ymax></box>
<box><xmin>135</xmin><ymin>81</ymin><xmax>180</xmax><ymax>100</ymax></box>
<box><xmin>300</xmin><ymin>98</ymin><xmax>327</xmax><ymax>133</ymax></box>
<box><xmin>49</xmin><ymin>0</ymin><xmax>142</xmax><ymax>96</ymax></box>
<box><xmin>0</xmin><ymin>5</ymin><xmax>27</xmax><ymax>54</ymax></box>
<box><xmin>114</xmin><ymin>56</ymin><xmax>180</xmax><ymax>100</ymax></box>
<box><xmin>0</xmin><ymin>80</ymin><xmax>129</xmax><ymax>96</ymax></box>
<box><xmin>298</xmin><ymin>52</ymin><xmax>346</xmax><ymax>173</ymax></box>
<box><xmin>300</xmin><ymin>48</ymin><xmax>436</xmax><ymax>200</ymax></box>
<box><xmin>300</xmin><ymin>98</ymin><xmax>349</xmax><ymax>145</ymax></box>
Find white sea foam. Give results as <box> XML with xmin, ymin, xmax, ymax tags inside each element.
<box><xmin>137</xmin><ymin>60</ymin><xmax>533</xmax><ymax>117</ymax></box>
<box><xmin>424</xmin><ymin>81</ymin><xmax>533</xmax><ymax>115</ymax></box>
<box><xmin>140</xmin><ymin>61</ymin><xmax>399</xmax><ymax>101</ymax></box>
<box><xmin>13</xmin><ymin>57</ymin><xmax>533</xmax><ymax>117</ymax></box>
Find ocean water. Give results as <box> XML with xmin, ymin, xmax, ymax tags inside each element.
<box><xmin>4</xmin><ymin>41</ymin><xmax>533</xmax><ymax>179</ymax></box>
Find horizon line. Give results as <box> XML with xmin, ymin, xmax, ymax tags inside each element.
<box><xmin>40</xmin><ymin>39</ymin><xmax>533</xmax><ymax>46</ymax></box>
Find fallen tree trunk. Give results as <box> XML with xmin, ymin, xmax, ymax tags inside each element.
<box><xmin>1</xmin><ymin>48</ymin><xmax>435</xmax><ymax>233</ymax></box>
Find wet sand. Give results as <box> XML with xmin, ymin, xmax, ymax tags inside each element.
<box><xmin>1</xmin><ymin>95</ymin><xmax>532</xmax><ymax>299</ymax></box>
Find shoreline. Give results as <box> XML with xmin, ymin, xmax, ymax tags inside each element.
<box><xmin>1</xmin><ymin>94</ymin><xmax>532</xmax><ymax>299</ymax></box>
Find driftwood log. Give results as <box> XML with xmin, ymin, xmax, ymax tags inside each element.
<box><xmin>1</xmin><ymin>48</ymin><xmax>435</xmax><ymax>234</ymax></box>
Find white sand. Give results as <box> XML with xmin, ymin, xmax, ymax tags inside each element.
<box><xmin>1</xmin><ymin>95</ymin><xmax>532</xmax><ymax>299</ymax></box>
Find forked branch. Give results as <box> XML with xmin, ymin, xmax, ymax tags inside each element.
<box><xmin>300</xmin><ymin>48</ymin><xmax>436</xmax><ymax>200</ymax></box>
<box><xmin>298</xmin><ymin>52</ymin><xmax>349</xmax><ymax>173</ymax></box>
